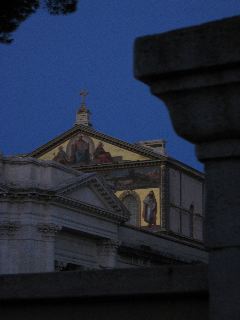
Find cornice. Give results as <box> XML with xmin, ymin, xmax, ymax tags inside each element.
<box><xmin>51</xmin><ymin>196</ymin><xmax>128</xmax><ymax>223</ymax></box>
<box><xmin>54</xmin><ymin>173</ymin><xmax>130</xmax><ymax>217</ymax></box>
<box><xmin>0</xmin><ymin>183</ymin><xmax>129</xmax><ymax>224</ymax></box>
<box><xmin>73</xmin><ymin>158</ymin><xmax>204</xmax><ymax>180</ymax></box>
<box><xmin>2</xmin><ymin>156</ymin><xmax>82</xmax><ymax>177</ymax></box>
<box><xmin>72</xmin><ymin>159</ymin><xmax>165</xmax><ymax>171</ymax></box>
<box><xmin>120</xmin><ymin>224</ymin><xmax>205</xmax><ymax>249</ymax></box>
<box><xmin>167</xmin><ymin>157</ymin><xmax>205</xmax><ymax>180</ymax></box>
<box><xmin>54</xmin><ymin>172</ymin><xmax>97</xmax><ymax>193</ymax></box>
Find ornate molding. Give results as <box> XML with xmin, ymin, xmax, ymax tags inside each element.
<box><xmin>0</xmin><ymin>186</ymin><xmax>129</xmax><ymax>224</ymax></box>
<box><xmin>56</xmin><ymin>173</ymin><xmax>96</xmax><ymax>195</ymax></box>
<box><xmin>74</xmin><ymin>159</ymin><xmax>204</xmax><ymax>182</ymax></box>
<box><xmin>54</xmin><ymin>195</ymin><xmax>128</xmax><ymax>223</ymax></box>
<box><xmin>74</xmin><ymin>159</ymin><xmax>164</xmax><ymax>171</ymax></box>
<box><xmin>2</xmin><ymin>156</ymin><xmax>82</xmax><ymax>177</ymax></box>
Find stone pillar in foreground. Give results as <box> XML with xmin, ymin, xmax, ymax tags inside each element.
<box><xmin>135</xmin><ymin>16</ymin><xmax>240</xmax><ymax>320</ymax></box>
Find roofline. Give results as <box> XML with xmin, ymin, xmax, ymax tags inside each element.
<box><xmin>72</xmin><ymin>159</ymin><xmax>204</xmax><ymax>180</ymax></box>
<box><xmin>27</xmin><ymin>124</ymin><xmax>167</xmax><ymax>160</ymax></box>
<box><xmin>26</xmin><ymin>125</ymin><xmax>204</xmax><ymax>178</ymax></box>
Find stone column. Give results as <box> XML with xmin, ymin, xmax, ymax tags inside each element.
<box><xmin>97</xmin><ymin>239</ymin><xmax>120</xmax><ymax>269</ymax></box>
<box><xmin>135</xmin><ymin>16</ymin><xmax>240</xmax><ymax>320</ymax></box>
<box><xmin>36</xmin><ymin>223</ymin><xmax>62</xmax><ymax>272</ymax></box>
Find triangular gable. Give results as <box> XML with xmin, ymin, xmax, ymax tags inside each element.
<box><xmin>61</xmin><ymin>185</ymin><xmax>109</xmax><ymax>210</ymax></box>
<box><xmin>27</xmin><ymin>125</ymin><xmax>166</xmax><ymax>166</ymax></box>
<box><xmin>54</xmin><ymin>173</ymin><xmax>130</xmax><ymax>218</ymax></box>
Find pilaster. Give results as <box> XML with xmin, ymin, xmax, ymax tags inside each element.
<box><xmin>0</xmin><ymin>220</ymin><xmax>61</xmax><ymax>274</ymax></box>
<box><xmin>97</xmin><ymin>239</ymin><xmax>120</xmax><ymax>269</ymax></box>
<box><xmin>36</xmin><ymin>223</ymin><xmax>62</xmax><ymax>273</ymax></box>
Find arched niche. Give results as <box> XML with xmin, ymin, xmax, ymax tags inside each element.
<box><xmin>119</xmin><ymin>191</ymin><xmax>141</xmax><ymax>227</ymax></box>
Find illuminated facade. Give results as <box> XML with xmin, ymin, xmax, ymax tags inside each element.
<box><xmin>28</xmin><ymin>97</ymin><xmax>204</xmax><ymax>242</ymax></box>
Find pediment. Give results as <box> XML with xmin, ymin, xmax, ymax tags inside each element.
<box><xmin>55</xmin><ymin>173</ymin><xmax>130</xmax><ymax>219</ymax></box>
<box><xmin>27</xmin><ymin>125</ymin><xmax>165</xmax><ymax>166</ymax></box>
<box><xmin>61</xmin><ymin>185</ymin><xmax>109</xmax><ymax>210</ymax></box>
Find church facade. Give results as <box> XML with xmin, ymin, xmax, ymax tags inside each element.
<box><xmin>0</xmin><ymin>156</ymin><xmax>206</xmax><ymax>274</ymax></box>
<box><xmin>0</xmin><ymin>96</ymin><xmax>206</xmax><ymax>274</ymax></box>
<box><xmin>28</xmin><ymin>97</ymin><xmax>204</xmax><ymax>243</ymax></box>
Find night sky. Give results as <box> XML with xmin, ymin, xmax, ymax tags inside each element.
<box><xmin>1</xmin><ymin>1</ymin><xmax>240</xmax><ymax>171</ymax></box>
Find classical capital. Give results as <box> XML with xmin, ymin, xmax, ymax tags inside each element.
<box><xmin>135</xmin><ymin>16</ymin><xmax>240</xmax><ymax>153</ymax></box>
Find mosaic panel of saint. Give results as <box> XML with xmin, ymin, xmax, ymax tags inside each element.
<box><xmin>142</xmin><ymin>191</ymin><xmax>157</xmax><ymax>227</ymax></box>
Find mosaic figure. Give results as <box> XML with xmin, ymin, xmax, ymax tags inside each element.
<box><xmin>142</xmin><ymin>190</ymin><xmax>157</xmax><ymax>227</ymax></box>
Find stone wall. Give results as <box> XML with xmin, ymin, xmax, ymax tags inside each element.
<box><xmin>0</xmin><ymin>265</ymin><xmax>208</xmax><ymax>320</ymax></box>
<box><xmin>168</xmin><ymin>167</ymin><xmax>204</xmax><ymax>240</ymax></box>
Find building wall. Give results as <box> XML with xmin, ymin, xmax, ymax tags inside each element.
<box><xmin>55</xmin><ymin>231</ymin><xmax>99</xmax><ymax>269</ymax></box>
<box><xmin>169</xmin><ymin>167</ymin><xmax>204</xmax><ymax>240</ymax></box>
<box><xmin>0</xmin><ymin>157</ymin><xmax>207</xmax><ymax>274</ymax></box>
<box><xmin>118</xmin><ymin>225</ymin><xmax>207</xmax><ymax>263</ymax></box>
<box><xmin>31</xmin><ymin>129</ymin><xmax>204</xmax><ymax>241</ymax></box>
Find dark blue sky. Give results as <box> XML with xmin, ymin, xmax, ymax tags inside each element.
<box><xmin>1</xmin><ymin>1</ymin><xmax>240</xmax><ymax>171</ymax></box>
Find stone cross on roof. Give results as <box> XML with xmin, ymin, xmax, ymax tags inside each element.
<box><xmin>76</xmin><ymin>90</ymin><xmax>92</xmax><ymax>127</ymax></box>
<box><xmin>80</xmin><ymin>90</ymin><xmax>88</xmax><ymax>106</ymax></box>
